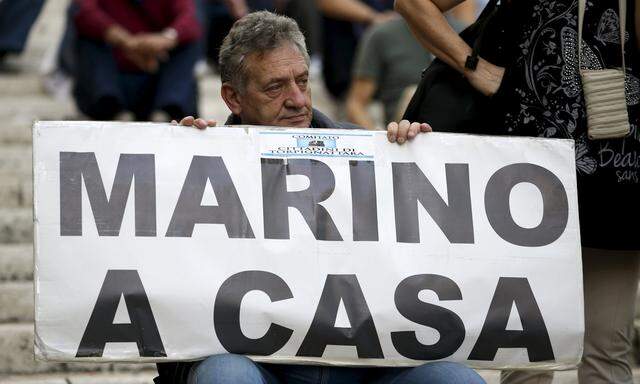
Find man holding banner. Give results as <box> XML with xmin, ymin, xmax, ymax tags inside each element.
<box><xmin>167</xmin><ymin>10</ymin><xmax>484</xmax><ymax>384</ymax></box>
<box><xmin>33</xmin><ymin>8</ymin><xmax>583</xmax><ymax>384</ymax></box>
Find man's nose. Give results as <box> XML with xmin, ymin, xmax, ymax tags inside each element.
<box><xmin>284</xmin><ymin>83</ymin><xmax>307</xmax><ymax>108</ymax></box>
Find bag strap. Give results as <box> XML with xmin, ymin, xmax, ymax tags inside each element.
<box><xmin>578</xmin><ymin>0</ymin><xmax>627</xmax><ymax>72</ymax></box>
<box><xmin>467</xmin><ymin>0</ymin><xmax>500</xmax><ymax>67</ymax></box>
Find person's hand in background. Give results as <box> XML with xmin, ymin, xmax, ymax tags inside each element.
<box><xmin>172</xmin><ymin>116</ymin><xmax>218</xmax><ymax>129</ymax></box>
<box><xmin>386</xmin><ymin>120</ymin><xmax>432</xmax><ymax>144</ymax></box>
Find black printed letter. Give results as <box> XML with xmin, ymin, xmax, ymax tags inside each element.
<box><xmin>484</xmin><ymin>163</ymin><xmax>568</xmax><ymax>247</ymax></box>
<box><xmin>392</xmin><ymin>274</ymin><xmax>465</xmax><ymax>360</ymax></box>
<box><xmin>262</xmin><ymin>158</ymin><xmax>342</xmax><ymax>240</ymax></box>
<box><xmin>468</xmin><ymin>277</ymin><xmax>554</xmax><ymax>362</ymax></box>
<box><xmin>60</xmin><ymin>152</ymin><xmax>156</xmax><ymax>236</ymax></box>
<box><xmin>350</xmin><ymin>160</ymin><xmax>378</xmax><ymax>241</ymax></box>
<box><xmin>166</xmin><ymin>156</ymin><xmax>254</xmax><ymax>238</ymax></box>
<box><xmin>214</xmin><ymin>271</ymin><xmax>294</xmax><ymax>355</ymax></box>
<box><xmin>76</xmin><ymin>270</ymin><xmax>165</xmax><ymax>357</ymax></box>
<box><xmin>297</xmin><ymin>275</ymin><xmax>383</xmax><ymax>358</ymax></box>
<box><xmin>392</xmin><ymin>163</ymin><xmax>473</xmax><ymax>243</ymax></box>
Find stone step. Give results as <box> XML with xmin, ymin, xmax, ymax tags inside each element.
<box><xmin>0</xmin><ymin>146</ymin><xmax>32</xmax><ymax>178</ymax></box>
<box><xmin>0</xmin><ymin>208</ymin><xmax>33</xmax><ymax>244</ymax></box>
<box><xmin>0</xmin><ymin>244</ymin><xmax>33</xmax><ymax>282</ymax></box>
<box><xmin>0</xmin><ymin>97</ymin><xmax>77</xmax><ymax>145</ymax></box>
<box><xmin>0</xmin><ymin>122</ymin><xmax>33</xmax><ymax>145</ymax></box>
<box><xmin>476</xmin><ymin>368</ymin><xmax>640</xmax><ymax>383</ymax></box>
<box><xmin>0</xmin><ymin>75</ymin><xmax>44</xmax><ymax>98</ymax></box>
<box><xmin>0</xmin><ymin>97</ymin><xmax>75</xmax><ymax>136</ymax></box>
<box><xmin>0</xmin><ymin>176</ymin><xmax>32</xmax><ymax>208</ymax></box>
<box><xmin>0</xmin><ymin>371</ymin><xmax>156</xmax><ymax>384</ymax></box>
<box><xmin>0</xmin><ymin>323</ymin><xmax>155</xmax><ymax>375</ymax></box>
<box><xmin>0</xmin><ymin>282</ymin><xmax>33</xmax><ymax>323</ymax></box>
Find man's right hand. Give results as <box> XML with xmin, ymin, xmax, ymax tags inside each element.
<box><xmin>172</xmin><ymin>116</ymin><xmax>217</xmax><ymax>130</ymax></box>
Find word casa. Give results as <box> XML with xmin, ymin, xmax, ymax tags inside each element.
<box><xmin>77</xmin><ymin>270</ymin><xmax>555</xmax><ymax>363</ymax></box>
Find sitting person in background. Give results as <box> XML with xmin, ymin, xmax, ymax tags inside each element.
<box><xmin>73</xmin><ymin>0</ymin><xmax>202</xmax><ymax>121</ymax></box>
<box><xmin>0</xmin><ymin>0</ymin><xmax>45</xmax><ymax>71</ymax></box>
<box><xmin>346</xmin><ymin>17</ymin><xmax>433</xmax><ymax>129</ymax></box>
<box><xmin>346</xmin><ymin>11</ymin><xmax>470</xmax><ymax>130</ymax></box>
<box><xmin>315</xmin><ymin>0</ymin><xmax>395</xmax><ymax>101</ymax></box>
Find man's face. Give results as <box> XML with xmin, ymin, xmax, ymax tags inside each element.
<box><xmin>228</xmin><ymin>44</ymin><xmax>313</xmax><ymax>128</ymax></box>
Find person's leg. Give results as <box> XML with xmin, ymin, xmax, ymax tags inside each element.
<box><xmin>73</xmin><ymin>38</ymin><xmax>125</xmax><ymax>120</ymax></box>
<box><xmin>265</xmin><ymin>365</ymin><xmax>370</xmax><ymax>384</ymax></box>
<box><xmin>57</xmin><ymin>2</ymin><xmax>79</xmax><ymax>76</ymax></box>
<box><xmin>0</xmin><ymin>0</ymin><xmax>45</xmax><ymax>54</ymax></box>
<box><xmin>283</xmin><ymin>0</ymin><xmax>321</xmax><ymax>57</ymax></box>
<box><xmin>204</xmin><ymin>4</ymin><xmax>234</xmax><ymax>68</ymax></box>
<box><xmin>499</xmin><ymin>370</ymin><xmax>552</xmax><ymax>384</ymax></box>
<box><xmin>578</xmin><ymin>247</ymin><xmax>640</xmax><ymax>384</ymax></box>
<box><xmin>372</xmin><ymin>362</ymin><xmax>486</xmax><ymax>384</ymax></box>
<box><xmin>153</xmin><ymin>42</ymin><xmax>200</xmax><ymax>120</ymax></box>
<box><xmin>187</xmin><ymin>354</ymin><xmax>281</xmax><ymax>384</ymax></box>
<box><xmin>119</xmin><ymin>71</ymin><xmax>155</xmax><ymax>121</ymax></box>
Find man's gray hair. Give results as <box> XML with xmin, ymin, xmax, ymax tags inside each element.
<box><xmin>219</xmin><ymin>11</ymin><xmax>310</xmax><ymax>91</ymax></box>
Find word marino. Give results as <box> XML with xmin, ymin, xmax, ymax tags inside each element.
<box><xmin>59</xmin><ymin>152</ymin><xmax>569</xmax><ymax>247</ymax></box>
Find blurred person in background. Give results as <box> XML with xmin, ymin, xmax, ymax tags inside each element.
<box><xmin>395</xmin><ymin>0</ymin><xmax>640</xmax><ymax>382</ymax></box>
<box><xmin>346</xmin><ymin>10</ymin><xmax>469</xmax><ymax>129</ymax></box>
<box><xmin>198</xmin><ymin>0</ymin><xmax>321</xmax><ymax>72</ymax></box>
<box><xmin>72</xmin><ymin>0</ymin><xmax>202</xmax><ymax>122</ymax></box>
<box><xmin>197</xmin><ymin>0</ymin><xmax>266</xmax><ymax>71</ymax></box>
<box><xmin>0</xmin><ymin>0</ymin><xmax>45</xmax><ymax>71</ymax></box>
<box><xmin>316</xmin><ymin>0</ymin><xmax>395</xmax><ymax>102</ymax></box>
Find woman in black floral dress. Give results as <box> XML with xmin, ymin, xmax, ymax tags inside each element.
<box><xmin>396</xmin><ymin>0</ymin><xmax>640</xmax><ymax>382</ymax></box>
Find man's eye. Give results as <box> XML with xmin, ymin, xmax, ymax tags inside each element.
<box><xmin>266</xmin><ymin>84</ymin><xmax>282</xmax><ymax>93</ymax></box>
<box><xmin>297</xmin><ymin>78</ymin><xmax>308</xmax><ymax>89</ymax></box>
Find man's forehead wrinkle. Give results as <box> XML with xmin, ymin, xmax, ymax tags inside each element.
<box><xmin>247</xmin><ymin>52</ymin><xmax>308</xmax><ymax>84</ymax></box>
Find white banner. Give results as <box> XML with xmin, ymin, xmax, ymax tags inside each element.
<box><xmin>33</xmin><ymin>121</ymin><xmax>583</xmax><ymax>370</ymax></box>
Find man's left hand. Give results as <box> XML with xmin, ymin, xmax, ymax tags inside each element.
<box><xmin>386</xmin><ymin>120</ymin><xmax>432</xmax><ymax>144</ymax></box>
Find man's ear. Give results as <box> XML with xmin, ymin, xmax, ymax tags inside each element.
<box><xmin>221</xmin><ymin>83</ymin><xmax>242</xmax><ymax>116</ymax></box>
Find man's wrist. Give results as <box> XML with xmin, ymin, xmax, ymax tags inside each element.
<box><xmin>161</xmin><ymin>28</ymin><xmax>179</xmax><ymax>47</ymax></box>
<box><xmin>105</xmin><ymin>25</ymin><xmax>131</xmax><ymax>48</ymax></box>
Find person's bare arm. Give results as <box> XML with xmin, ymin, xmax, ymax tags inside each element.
<box><xmin>316</xmin><ymin>0</ymin><xmax>393</xmax><ymax>24</ymax></box>
<box><xmin>395</xmin><ymin>0</ymin><xmax>504</xmax><ymax>96</ymax></box>
<box><xmin>104</xmin><ymin>25</ymin><xmax>132</xmax><ymax>47</ymax></box>
<box><xmin>346</xmin><ymin>78</ymin><xmax>378</xmax><ymax>130</ymax></box>
<box><xmin>636</xmin><ymin>0</ymin><xmax>640</xmax><ymax>49</ymax></box>
<box><xmin>223</xmin><ymin>0</ymin><xmax>249</xmax><ymax>19</ymax></box>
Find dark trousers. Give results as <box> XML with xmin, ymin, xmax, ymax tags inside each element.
<box><xmin>73</xmin><ymin>38</ymin><xmax>199</xmax><ymax>121</ymax></box>
<box><xmin>196</xmin><ymin>0</ymin><xmax>275</xmax><ymax>67</ymax></box>
<box><xmin>0</xmin><ymin>0</ymin><xmax>45</xmax><ymax>54</ymax></box>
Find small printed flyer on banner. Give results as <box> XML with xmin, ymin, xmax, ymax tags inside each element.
<box><xmin>258</xmin><ymin>129</ymin><xmax>375</xmax><ymax>159</ymax></box>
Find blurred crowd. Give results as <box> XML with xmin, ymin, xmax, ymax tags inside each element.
<box><xmin>0</xmin><ymin>0</ymin><xmax>481</xmax><ymax>127</ymax></box>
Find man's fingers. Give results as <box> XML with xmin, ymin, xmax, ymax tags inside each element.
<box><xmin>420</xmin><ymin>123</ymin><xmax>433</xmax><ymax>132</ymax></box>
<box><xmin>171</xmin><ymin>120</ymin><xmax>178</xmax><ymax>125</ymax></box>
<box><xmin>396</xmin><ymin>120</ymin><xmax>411</xmax><ymax>144</ymax></box>
<box><xmin>207</xmin><ymin>119</ymin><xmax>217</xmax><ymax>127</ymax></box>
<box><xmin>387</xmin><ymin>121</ymin><xmax>399</xmax><ymax>143</ymax></box>
<box><xmin>179</xmin><ymin>116</ymin><xmax>195</xmax><ymax>126</ymax></box>
<box><xmin>194</xmin><ymin>118</ymin><xmax>208</xmax><ymax>130</ymax></box>
<box><xmin>407</xmin><ymin>122</ymin><xmax>421</xmax><ymax>140</ymax></box>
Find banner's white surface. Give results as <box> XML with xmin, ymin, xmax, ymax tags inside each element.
<box><xmin>33</xmin><ymin>121</ymin><xmax>583</xmax><ymax>370</ymax></box>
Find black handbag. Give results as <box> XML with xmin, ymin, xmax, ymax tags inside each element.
<box><xmin>402</xmin><ymin>0</ymin><xmax>503</xmax><ymax>134</ymax></box>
